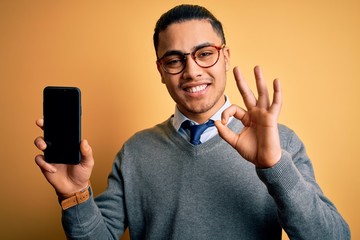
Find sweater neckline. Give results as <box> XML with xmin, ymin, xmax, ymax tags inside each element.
<box><xmin>162</xmin><ymin>116</ymin><xmax>242</xmax><ymax>154</ymax></box>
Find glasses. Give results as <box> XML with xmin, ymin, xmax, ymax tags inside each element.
<box><xmin>157</xmin><ymin>44</ymin><xmax>226</xmax><ymax>75</ymax></box>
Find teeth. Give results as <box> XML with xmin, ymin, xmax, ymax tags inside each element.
<box><xmin>187</xmin><ymin>84</ymin><xmax>207</xmax><ymax>93</ymax></box>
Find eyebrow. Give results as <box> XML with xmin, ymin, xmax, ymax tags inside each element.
<box><xmin>157</xmin><ymin>42</ymin><xmax>214</xmax><ymax>60</ymax></box>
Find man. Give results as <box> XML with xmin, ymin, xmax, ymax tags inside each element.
<box><xmin>34</xmin><ymin>4</ymin><xmax>350</xmax><ymax>239</ymax></box>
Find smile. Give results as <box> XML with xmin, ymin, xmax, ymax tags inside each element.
<box><xmin>186</xmin><ymin>84</ymin><xmax>208</xmax><ymax>93</ymax></box>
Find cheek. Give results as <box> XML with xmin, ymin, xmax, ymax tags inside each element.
<box><xmin>164</xmin><ymin>83</ymin><xmax>183</xmax><ymax>104</ymax></box>
<box><xmin>213</xmin><ymin>65</ymin><xmax>227</xmax><ymax>85</ymax></box>
<box><xmin>156</xmin><ymin>62</ymin><xmax>166</xmax><ymax>84</ymax></box>
<box><xmin>163</xmin><ymin>79</ymin><xmax>180</xmax><ymax>95</ymax></box>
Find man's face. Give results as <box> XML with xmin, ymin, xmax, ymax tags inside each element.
<box><xmin>156</xmin><ymin>20</ymin><xmax>230</xmax><ymax>123</ymax></box>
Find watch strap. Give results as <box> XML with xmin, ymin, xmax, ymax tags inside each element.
<box><xmin>60</xmin><ymin>183</ymin><xmax>91</xmax><ymax>210</ymax></box>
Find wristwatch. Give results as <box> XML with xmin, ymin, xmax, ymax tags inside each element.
<box><xmin>59</xmin><ymin>183</ymin><xmax>91</xmax><ymax>210</ymax></box>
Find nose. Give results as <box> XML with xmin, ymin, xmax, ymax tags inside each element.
<box><xmin>182</xmin><ymin>54</ymin><xmax>203</xmax><ymax>79</ymax></box>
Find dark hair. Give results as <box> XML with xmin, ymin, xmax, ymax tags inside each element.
<box><xmin>153</xmin><ymin>4</ymin><xmax>226</xmax><ymax>56</ymax></box>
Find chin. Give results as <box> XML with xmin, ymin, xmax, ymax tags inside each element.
<box><xmin>186</xmin><ymin>102</ymin><xmax>214</xmax><ymax>115</ymax></box>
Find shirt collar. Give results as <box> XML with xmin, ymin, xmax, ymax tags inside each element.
<box><xmin>172</xmin><ymin>95</ymin><xmax>232</xmax><ymax>131</ymax></box>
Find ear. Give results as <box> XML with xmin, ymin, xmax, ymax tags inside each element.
<box><xmin>156</xmin><ymin>61</ymin><xmax>166</xmax><ymax>83</ymax></box>
<box><xmin>223</xmin><ymin>47</ymin><xmax>231</xmax><ymax>71</ymax></box>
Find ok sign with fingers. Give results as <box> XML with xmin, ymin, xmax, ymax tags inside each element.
<box><xmin>215</xmin><ymin>66</ymin><xmax>283</xmax><ymax>168</ymax></box>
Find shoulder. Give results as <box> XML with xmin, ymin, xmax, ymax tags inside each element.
<box><xmin>278</xmin><ymin>124</ymin><xmax>306</xmax><ymax>155</ymax></box>
<box><xmin>124</xmin><ymin>117</ymin><xmax>174</xmax><ymax>147</ymax></box>
<box><xmin>278</xmin><ymin>124</ymin><xmax>296</xmax><ymax>139</ymax></box>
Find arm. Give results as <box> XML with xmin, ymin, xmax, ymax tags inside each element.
<box><xmin>34</xmin><ymin>118</ymin><xmax>93</xmax><ymax>196</ymax></box>
<box><xmin>257</xmin><ymin>126</ymin><xmax>350</xmax><ymax>239</ymax></box>
<box><xmin>34</xmin><ymin>119</ymin><xmax>126</xmax><ymax>239</ymax></box>
<box><xmin>61</xmin><ymin>152</ymin><xmax>127</xmax><ymax>240</ymax></box>
<box><xmin>215</xmin><ymin>66</ymin><xmax>350</xmax><ymax>239</ymax></box>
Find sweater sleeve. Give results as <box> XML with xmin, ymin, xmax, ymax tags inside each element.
<box><xmin>256</xmin><ymin>126</ymin><xmax>350</xmax><ymax>240</ymax></box>
<box><xmin>61</xmin><ymin>149</ymin><xmax>127</xmax><ymax>240</ymax></box>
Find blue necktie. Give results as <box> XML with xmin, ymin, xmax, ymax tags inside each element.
<box><xmin>181</xmin><ymin>119</ymin><xmax>215</xmax><ymax>145</ymax></box>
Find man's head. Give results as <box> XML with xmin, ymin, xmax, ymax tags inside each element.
<box><xmin>153</xmin><ymin>4</ymin><xmax>226</xmax><ymax>57</ymax></box>
<box><xmin>154</xmin><ymin>5</ymin><xmax>230</xmax><ymax>123</ymax></box>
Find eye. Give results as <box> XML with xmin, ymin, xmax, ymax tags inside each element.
<box><xmin>196</xmin><ymin>47</ymin><xmax>216</xmax><ymax>59</ymax></box>
<box><xmin>163</xmin><ymin>55</ymin><xmax>183</xmax><ymax>67</ymax></box>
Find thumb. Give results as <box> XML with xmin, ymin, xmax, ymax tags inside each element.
<box><xmin>214</xmin><ymin>120</ymin><xmax>238</xmax><ymax>148</ymax></box>
<box><xmin>80</xmin><ymin>140</ymin><xmax>94</xmax><ymax>168</ymax></box>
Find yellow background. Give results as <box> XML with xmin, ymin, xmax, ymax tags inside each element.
<box><xmin>1</xmin><ymin>0</ymin><xmax>359</xmax><ymax>239</ymax></box>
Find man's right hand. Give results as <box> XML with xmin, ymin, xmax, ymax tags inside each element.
<box><xmin>34</xmin><ymin>118</ymin><xmax>94</xmax><ymax>198</ymax></box>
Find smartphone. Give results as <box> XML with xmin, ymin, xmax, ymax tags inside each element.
<box><xmin>43</xmin><ymin>86</ymin><xmax>81</xmax><ymax>164</ymax></box>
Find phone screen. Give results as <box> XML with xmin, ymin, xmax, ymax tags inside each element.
<box><xmin>43</xmin><ymin>86</ymin><xmax>81</xmax><ymax>164</ymax></box>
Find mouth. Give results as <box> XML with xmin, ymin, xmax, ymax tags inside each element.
<box><xmin>184</xmin><ymin>84</ymin><xmax>209</xmax><ymax>93</ymax></box>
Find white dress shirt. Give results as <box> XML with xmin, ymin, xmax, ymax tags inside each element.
<box><xmin>171</xmin><ymin>96</ymin><xmax>233</xmax><ymax>144</ymax></box>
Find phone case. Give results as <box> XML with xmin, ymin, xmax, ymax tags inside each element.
<box><xmin>43</xmin><ymin>86</ymin><xmax>81</xmax><ymax>164</ymax></box>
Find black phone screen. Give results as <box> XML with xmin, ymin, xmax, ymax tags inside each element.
<box><xmin>43</xmin><ymin>86</ymin><xmax>81</xmax><ymax>164</ymax></box>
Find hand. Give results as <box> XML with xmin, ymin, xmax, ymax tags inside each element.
<box><xmin>215</xmin><ymin>66</ymin><xmax>282</xmax><ymax>168</ymax></box>
<box><xmin>34</xmin><ymin>118</ymin><xmax>94</xmax><ymax>197</ymax></box>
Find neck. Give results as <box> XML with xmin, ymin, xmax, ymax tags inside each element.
<box><xmin>179</xmin><ymin>95</ymin><xmax>226</xmax><ymax>124</ymax></box>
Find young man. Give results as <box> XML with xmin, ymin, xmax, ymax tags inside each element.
<box><xmin>34</xmin><ymin>4</ymin><xmax>350</xmax><ymax>239</ymax></box>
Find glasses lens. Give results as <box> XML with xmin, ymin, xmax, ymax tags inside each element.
<box><xmin>160</xmin><ymin>54</ymin><xmax>184</xmax><ymax>74</ymax></box>
<box><xmin>159</xmin><ymin>45</ymin><xmax>223</xmax><ymax>74</ymax></box>
<box><xmin>194</xmin><ymin>46</ymin><xmax>220</xmax><ymax>68</ymax></box>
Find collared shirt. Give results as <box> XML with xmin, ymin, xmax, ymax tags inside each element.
<box><xmin>171</xmin><ymin>96</ymin><xmax>233</xmax><ymax>144</ymax></box>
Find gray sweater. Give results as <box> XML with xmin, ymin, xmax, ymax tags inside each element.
<box><xmin>62</xmin><ymin>118</ymin><xmax>350</xmax><ymax>239</ymax></box>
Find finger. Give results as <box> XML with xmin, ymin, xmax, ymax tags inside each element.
<box><xmin>214</xmin><ymin>120</ymin><xmax>238</xmax><ymax>148</ymax></box>
<box><xmin>254</xmin><ymin>65</ymin><xmax>270</xmax><ymax>109</ymax></box>
<box><xmin>270</xmin><ymin>78</ymin><xmax>282</xmax><ymax>117</ymax></box>
<box><xmin>233</xmin><ymin>66</ymin><xmax>256</xmax><ymax>109</ymax></box>
<box><xmin>80</xmin><ymin>140</ymin><xmax>94</xmax><ymax>169</ymax></box>
<box><xmin>34</xmin><ymin>136</ymin><xmax>47</xmax><ymax>151</ymax></box>
<box><xmin>35</xmin><ymin>154</ymin><xmax>57</xmax><ymax>173</ymax></box>
<box><xmin>36</xmin><ymin>118</ymin><xmax>44</xmax><ymax>130</ymax></box>
<box><xmin>221</xmin><ymin>104</ymin><xmax>247</xmax><ymax>125</ymax></box>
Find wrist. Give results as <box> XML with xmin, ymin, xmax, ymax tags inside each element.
<box><xmin>58</xmin><ymin>181</ymin><xmax>91</xmax><ymax>210</ymax></box>
<box><xmin>256</xmin><ymin>150</ymin><xmax>282</xmax><ymax>169</ymax></box>
<box><xmin>56</xmin><ymin>181</ymin><xmax>91</xmax><ymax>200</ymax></box>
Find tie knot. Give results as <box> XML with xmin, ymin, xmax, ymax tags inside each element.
<box><xmin>181</xmin><ymin>120</ymin><xmax>215</xmax><ymax>145</ymax></box>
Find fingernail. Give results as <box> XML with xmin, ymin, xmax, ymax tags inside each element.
<box><xmin>84</xmin><ymin>140</ymin><xmax>89</xmax><ymax>150</ymax></box>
